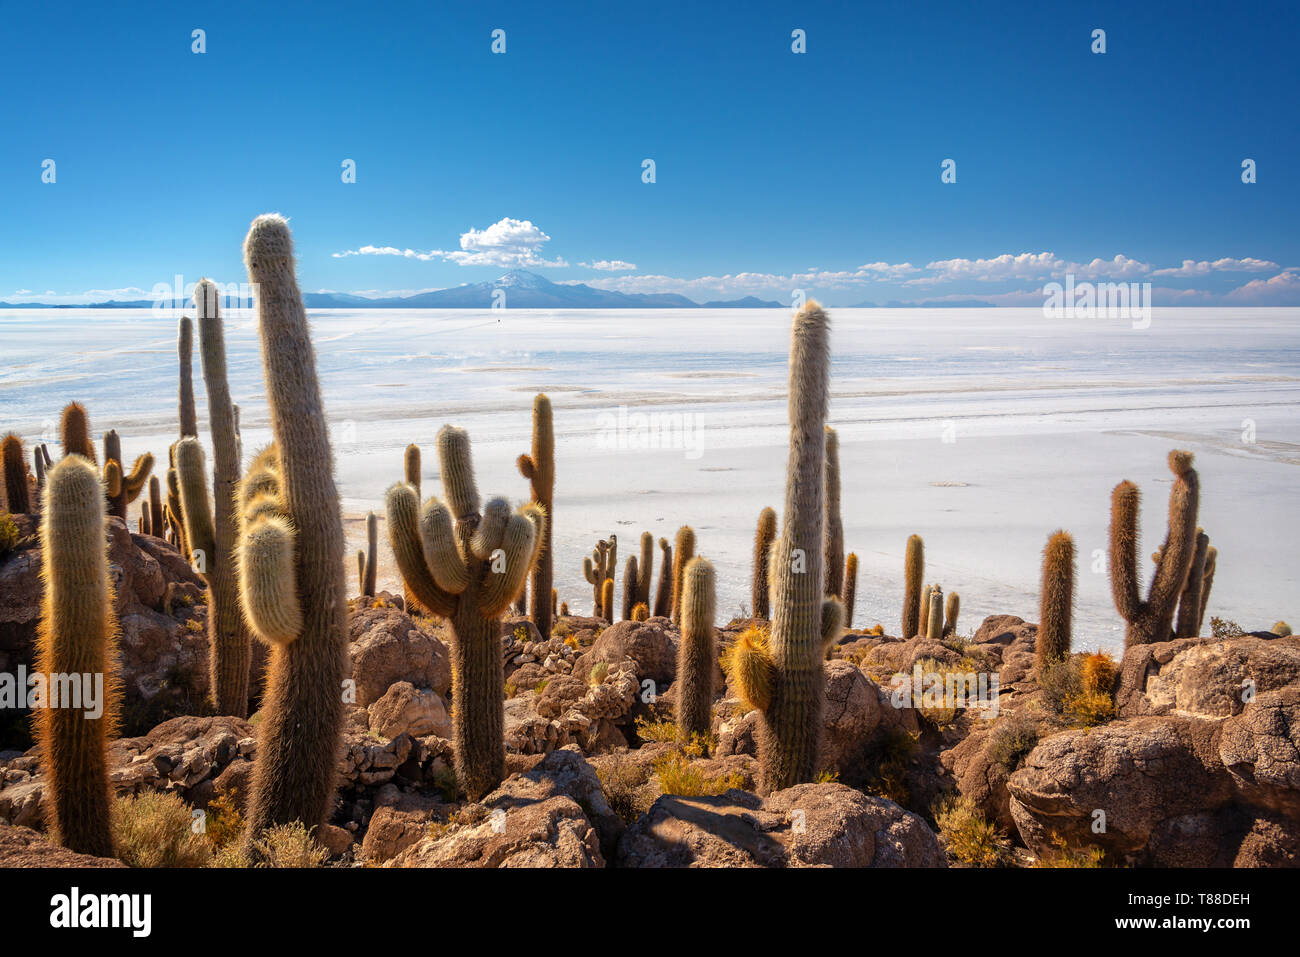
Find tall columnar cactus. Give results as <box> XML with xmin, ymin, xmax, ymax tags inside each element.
<box><xmin>404</xmin><ymin>443</ymin><xmax>421</xmax><ymax>490</ymax></box>
<box><xmin>361</xmin><ymin>511</ymin><xmax>378</xmax><ymax>598</ymax></box>
<box><xmin>621</xmin><ymin>556</ymin><xmax>638</xmax><ymax>620</ymax></box>
<box><xmin>2</xmin><ymin>433</ymin><xmax>30</xmax><ymax>513</ymax></box>
<box><xmin>101</xmin><ymin>430</ymin><xmax>153</xmax><ymax>521</ymax></box>
<box><xmin>822</xmin><ymin>425</ymin><xmax>844</xmax><ymax>599</ymax></box>
<box><xmin>1109</xmin><ymin>451</ymin><xmax>1200</xmax><ymax>647</ymax></box>
<box><xmin>919</xmin><ymin>583</ymin><xmax>933</xmax><ymax>637</ymax></box>
<box><xmin>238</xmin><ymin>214</ymin><xmax>350</xmax><ymax>848</ymax></box>
<box><xmin>1036</xmin><ymin>530</ymin><xmax>1075</xmax><ymax>673</ymax></box>
<box><xmin>677</xmin><ymin>555</ymin><xmax>716</xmax><ymax>746</ymax></box>
<box><xmin>148</xmin><ymin>475</ymin><xmax>163</xmax><ymax>536</ymax></box>
<box><xmin>727</xmin><ymin>301</ymin><xmax>840</xmax><ymax>793</ymax></box>
<box><xmin>601</xmin><ymin>578</ymin><xmax>615</xmax><ymax>624</ymax></box>
<box><xmin>925</xmin><ymin>585</ymin><xmax>944</xmax><ymax>641</ymax></box>
<box><xmin>1197</xmin><ymin>546</ymin><xmax>1217</xmax><ymax>633</ymax></box>
<box><xmin>670</xmin><ymin>525</ymin><xmax>696</xmax><ymax>626</ymax></box>
<box><xmin>178</xmin><ymin>315</ymin><xmax>198</xmax><ymax>438</ymax></box>
<box><xmin>175</xmin><ymin>437</ymin><xmax>216</xmax><ymax>571</ymax></box>
<box><xmin>752</xmin><ymin>506</ymin><xmax>777</xmax><ymax>619</ymax></box>
<box><xmin>386</xmin><ymin>424</ymin><xmax>543</xmax><ymax>799</ymax></box>
<box><xmin>903</xmin><ymin>534</ymin><xmax>924</xmax><ymax>638</ymax></box>
<box><xmin>943</xmin><ymin>591</ymin><xmax>960</xmax><ymax>638</ymax></box>
<box><xmin>60</xmin><ymin>402</ymin><xmax>95</xmax><ymax>462</ymax></box>
<box><xmin>34</xmin><ymin>455</ymin><xmax>119</xmax><ymax>857</ymax></box>
<box><xmin>842</xmin><ymin>552</ymin><xmax>858</xmax><ymax>629</ymax></box>
<box><xmin>1174</xmin><ymin>529</ymin><xmax>1211</xmax><ymax>639</ymax></box>
<box><xmin>653</xmin><ymin>537</ymin><xmax>672</xmax><ymax>617</ymax></box>
<box><xmin>516</xmin><ymin>393</ymin><xmax>554</xmax><ymax>636</ymax></box>
<box><xmin>636</xmin><ymin>531</ymin><xmax>655</xmax><ymax>608</ymax></box>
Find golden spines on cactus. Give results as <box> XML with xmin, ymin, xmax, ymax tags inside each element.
<box><xmin>636</xmin><ymin>531</ymin><xmax>655</xmax><ymax>609</ymax></box>
<box><xmin>1035</xmin><ymin>530</ymin><xmax>1075</xmax><ymax>673</ymax></box>
<box><xmin>903</xmin><ymin>534</ymin><xmax>924</xmax><ymax>638</ymax></box>
<box><xmin>404</xmin><ymin>443</ymin><xmax>421</xmax><ymax>489</ymax></box>
<box><xmin>240</xmin><ymin>214</ymin><xmax>349</xmax><ymax>852</ymax></box>
<box><xmin>751</xmin><ymin>299</ymin><xmax>832</xmax><ymax>793</ymax></box>
<box><xmin>60</xmin><ymin>402</ymin><xmax>95</xmax><ymax>462</ymax></box>
<box><xmin>175</xmin><ymin>437</ymin><xmax>215</xmax><ymax>572</ymax></box>
<box><xmin>821</xmin><ymin>596</ymin><xmax>845</xmax><ymax>655</ymax></box>
<box><xmin>361</xmin><ymin>510</ymin><xmax>378</xmax><ymax>598</ymax></box>
<box><xmin>34</xmin><ymin>455</ymin><xmax>120</xmax><ymax>858</ymax></box>
<box><xmin>677</xmin><ymin>556</ymin><xmax>717</xmax><ymax>745</ymax></box>
<box><xmin>822</xmin><ymin>425</ymin><xmax>844</xmax><ymax>599</ymax></box>
<box><xmin>516</xmin><ymin>393</ymin><xmax>555</xmax><ymax>635</ymax></box>
<box><xmin>1273</xmin><ymin>621</ymin><xmax>1293</xmax><ymax>637</ymax></box>
<box><xmin>943</xmin><ymin>591</ymin><xmax>960</xmax><ymax>638</ymax></box>
<box><xmin>601</xmin><ymin>578</ymin><xmax>615</xmax><ymax>624</ymax></box>
<box><xmin>727</xmin><ymin>625</ymin><xmax>774</xmax><ymax>714</ymax></box>
<box><xmin>631</xmin><ymin>602</ymin><xmax>649</xmax><ymax>622</ymax></box>
<box><xmin>842</xmin><ymin>552</ymin><xmax>858</xmax><ymax>629</ymax></box>
<box><xmin>670</xmin><ymin>525</ymin><xmax>695</xmax><ymax>626</ymax></box>
<box><xmin>752</xmin><ymin>506</ymin><xmax>777</xmax><ymax>619</ymax></box>
<box><xmin>385</xmin><ymin>421</ymin><xmax>542</xmax><ymax>800</ymax></box>
<box><xmin>925</xmin><ymin>585</ymin><xmax>944</xmax><ymax>641</ymax></box>
<box><xmin>919</xmin><ymin>583</ymin><xmax>933</xmax><ymax>637</ymax></box>
<box><xmin>653</xmin><ymin>537</ymin><xmax>672</xmax><ymax>617</ymax></box>
<box><xmin>621</xmin><ymin>555</ymin><xmax>638</xmax><ymax>620</ymax></box>
<box><xmin>560</xmin><ymin>601</ymin><xmax>570</xmax><ymax>617</ymax></box>
<box><xmin>2</xmin><ymin>433</ymin><xmax>31</xmax><ymax>514</ymax></box>
<box><xmin>1109</xmin><ymin>450</ymin><xmax>1200</xmax><ymax>647</ymax></box>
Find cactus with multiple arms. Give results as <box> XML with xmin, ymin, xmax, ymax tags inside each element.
<box><xmin>752</xmin><ymin>506</ymin><xmax>777</xmax><ymax>619</ymax></box>
<box><xmin>677</xmin><ymin>556</ymin><xmax>716</xmax><ymax>745</ymax></box>
<box><xmin>823</xmin><ymin>425</ymin><xmax>844</xmax><ymax>599</ymax></box>
<box><xmin>386</xmin><ymin>424</ymin><xmax>543</xmax><ymax>799</ymax></box>
<box><xmin>903</xmin><ymin>534</ymin><xmax>924</xmax><ymax>638</ymax></box>
<box><xmin>516</xmin><ymin>394</ymin><xmax>555</xmax><ymax>635</ymax></box>
<box><xmin>727</xmin><ymin>301</ymin><xmax>839</xmax><ymax>793</ymax></box>
<box><xmin>238</xmin><ymin>214</ymin><xmax>350</xmax><ymax>851</ymax></box>
<box><xmin>34</xmin><ymin>455</ymin><xmax>120</xmax><ymax>857</ymax></box>
<box><xmin>583</xmin><ymin>536</ymin><xmax>617</xmax><ymax>619</ymax></box>
<box><xmin>101</xmin><ymin>430</ymin><xmax>153</xmax><ymax>521</ymax></box>
<box><xmin>1109</xmin><ymin>451</ymin><xmax>1201</xmax><ymax>647</ymax></box>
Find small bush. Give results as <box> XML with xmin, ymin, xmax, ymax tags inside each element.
<box><xmin>111</xmin><ymin>791</ymin><xmax>213</xmax><ymax>868</ymax></box>
<box><xmin>865</xmin><ymin>727</ymin><xmax>917</xmax><ymax>805</ymax></box>
<box><xmin>588</xmin><ymin>660</ymin><xmax>610</xmax><ymax>687</ymax></box>
<box><xmin>986</xmin><ymin>712</ymin><xmax>1040</xmax><ymax>772</ymax></box>
<box><xmin>1039</xmin><ymin>653</ymin><xmax>1116</xmax><ymax>728</ymax></box>
<box><xmin>247</xmin><ymin>822</ymin><xmax>327</xmax><ymax>868</ymax></box>
<box><xmin>203</xmin><ymin>787</ymin><xmax>244</xmax><ymax>850</ymax></box>
<box><xmin>932</xmin><ymin>794</ymin><xmax>1011</xmax><ymax>867</ymax></box>
<box><xmin>1032</xmin><ymin>834</ymin><xmax>1107</xmax><ymax>868</ymax></box>
<box><xmin>652</xmin><ymin>752</ymin><xmax>744</xmax><ymax>797</ymax></box>
<box><xmin>596</xmin><ymin>753</ymin><xmax>652</xmax><ymax>824</ymax></box>
<box><xmin>633</xmin><ymin>716</ymin><xmax>678</xmax><ymax>744</ymax></box>
<box><xmin>1211</xmin><ymin>616</ymin><xmax>1246</xmax><ymax>639</ymax></box>
<box><xmin>0</xmin><ymin>512</ymin><xmax>20</xmax><ymax>557</ymax></box>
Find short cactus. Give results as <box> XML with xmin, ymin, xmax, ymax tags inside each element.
<box><xmin>2</xmin><ymin>433</ymin><xmax>30</xmax><ymax>514</ymax></box>
<box><xmin>60</xmin><ymin>402</ymin><xmax>95</xmax><ymax>462</ymax></box>
<box><xmin>822</xmin><ymin>425</ymin><xmax>844</xmax><ymax>599</ymax></box>
<box><xmin>670</xmin><ymin>525</ymin><xmax>695</xmax><ymax>625</ymax></box>
<box><xmin>926</xmin><ymin>585</ymin><xmax>944</xmax><ymax>641</ymax></box>
<box><xmin>386</xmin><ymin>424</ymin><xmax>543</xmax><ymax>800</ymax></box>
<box><xmin>676</xmin><ymin>556</ymin><xmax>716</xmax><ymax>745</ymax></box>
<box><xmin>631</xmin><ymin>602</ymin><xmax>649</xmax><ymax>622</ymax></box>
<box><xmin>516</xmin><ymin>394</ymin><xmax>555</xmax><ymax>635</ymax></box>
<box><xmin>148</xmin><ymin>475</ymin><xmax>163</xmax><ymax>537</ymax></box>
<box><xmin>1036</xmin><ymin>530</ymin><xmax>1075</xmax><ymax>673</ymax></box>
<box><xmin>919</xmin><ymin>583</ymin><xmax>933</xmax><ymax>637</ymax></box>
<box><xmin>727</xmin><ymin>301</ymin><xmax>840</xmax><ymax>792</ymax></box>
<box><xmin>34</xmin><ymin>455</ymin><xmax>120</xmax><ymax>857</ymax></box>
<box><xmin>903</xmin><ymin>534</ymin><xmax>924</xmax><ymax>638</ymax></box>
<box><xmin>239</xmin><ymin>215</ymin><xmax>349</xmax><ymax>851</ymax></box>
<box><xmin>361</xmin><ymin>511</ymin><xmax>378</xmax><ymax>598</ymax></box>
<box><xmin>752</xmin><ymin>506</ymin><xmax>777</xmax><ymax>619</ymax></box>
<box><xmin>652</xmin><ymin>537</ymin><xmax>672</xmax><ymax>617</ymax></box>
<box><xmin>1273</xmin><ymin>621</ymin><xmax>1293</xmax><ymax>637</ymax></box>
<box><xmin>601</xmin><ymin>577</ymin><xmax>615</xmax><ymax>624</ymax></box>
<box><xmin>1109</xmin><ymin>451</ymin><xmax>1200</xmax><ymax>646</ymax></box>
<box><xmin>404</xmin><ymin>443</ymin><xmax>421</xmax><ymax>490</ymax></box>
<box><xmin>621</xmin><ymin>555</ymin><xmax>638</xmax><ymax>620</ymax></box>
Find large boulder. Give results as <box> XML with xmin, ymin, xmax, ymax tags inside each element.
<box><xmin>577</xmin><ymin>618</ymin><xmax>677</xmax><ymax>689</ymax></box>
<box><xmin>361</xmin><ymin>785</ymin><xmax>448</xmax><ymax>863</ymax></box>
<box><xmin>1219</xmin><ymin>686</ymin><xmax>1300</xmax><ymax>816</ymax></box>
<box><xmin>615</xmin><ymin>783</ymin><xmax>944</xmax><ymax>868</ymax></box>
<box><xmin>348</xmin><ymin>602</ymin><xmax>451</xmax><ymax>707</ymax></box>
<box><xmin>368</xmin><ymin>681</ymin><xmax>451</xmax><ymax>740</ymax></box>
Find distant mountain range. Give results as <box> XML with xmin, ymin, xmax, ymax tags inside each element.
<box><xmin>0</xmin><ymin>271</ymin><xmax>785</xmax><ymax>310</ymax></box>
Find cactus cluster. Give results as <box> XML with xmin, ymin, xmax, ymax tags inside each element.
<box><xmin>386</xmin><ymin>424</ymin><xmax>544</xmax><ymax>800</ymax></box>
<box><xmin>583</xmin><ymin>535</ymin><xmax>617</xmax><ymax>621</ymax></box>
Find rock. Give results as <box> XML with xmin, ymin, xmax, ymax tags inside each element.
<box><xmin>821</xmin><ymin>660</ymin><xmax>886</xmax><ymax>777</ymax></box>
<box><xmin>1219</xmin><ymin>686</ymin><xmax>1300</xmax><ymax>816</ymax></box>
<box><xmin>361</xmin><ymin>788</ymin><xmax>447</xmax><ymax>863</ymax></box>
<box><xmin>348</xmin><ymin>603</ymin><xmax>451</xmax><ymax>707</ymax></box>
<box><xmin>577</xmin><ymin>618</ymin><xmax>678</xmax><ymax>688</ymax></box>
<box><xmin>861</xmin><ymin>636</ymin><xmax>964</xmax><ymax>675</ymax></box>
<box><xmin>317</xmin><ymin>823</ymin><xmax>354</xmax><ymax>858</ymax></box>
<box><xmin>1007</xmin><ymin>715</ymin><xmax>1235</xmax><ymax>860</ymax></box>
<box><xmin>615</xmin><ymin>783</ymin><xmax>943</xmax><ymax>868</ymax></box>
<box><xmin>368</xmin><ymin>681</ymin><xmax>451</xmax><ymax>740</ymax></box>
<box><xmin>1117</xmin><ymin>635</ymin><xmax>1300</xmax><ymax>720</ymax></box>
<box><xmin>0</xmin><ymin>824</ymin><xmax>125</xmax><ymax>867</ymax></box>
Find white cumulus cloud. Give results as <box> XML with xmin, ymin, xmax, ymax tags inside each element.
<box><xmin>333</xmin><ymin>218</ymin><xmax>568</xmax><ymax>268</ymax></box>
<box><xmin>1150</xmin><ymin>257</ymin><xmax>1279</xmax><ymax>278</ymax></box>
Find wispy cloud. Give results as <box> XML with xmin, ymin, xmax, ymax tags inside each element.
<box><xmin>579</xmin><ymin>259</ymin><xmax>637</xmax><ymax>271</ymax></box>
<box><xmin>1149</xmin><ymin>257</ymin><xmax>1279</xmax><ymax>278</ymax></box>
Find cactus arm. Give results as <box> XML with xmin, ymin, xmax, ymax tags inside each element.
<box><xmin>583</xmin><ymin>556</ymin><xmax>597</xmax><ymax>585</ymax></box>
<box><xmin>842</xmin><ymin>553</ymin><xmax>858</xmax><ymax>630</ymax></box>
<box><xmin>470</xmin><ymin>497</ymin><xmax>511</xmax><ymax>560</ymax></box>
<box><xmin>122</xmin><ymin>453</ymin><xmax>153</xmax><ymax>502</ymax></box>
<box><xmin>238</xmin><ymin>513</ymin><xmax>304</xmax><ymax>645</ymax></box>
<box><xmin>1147</xmin><ymin>453</ymin><xmax>1200</xmax><ymax>625</ymax></box>
<box><xmin>1197</xmin><ymin>546</ymin><xmax>1217</xmax><ymax>633</ymax></box>
<box><xmin>404</xmin><ymin>443</ymin><xmax>422</xmax><ymax>489</ymax></box>
<box><xmin>384</xmin><ymin>483</ymin><xmax>457</xmax><ymax>615</ymax></box>
<box><xmin>1175</xmin><ymin>529</ymin><xmax>1210</xmax><ymax>638</ymax></box>
<box><xmin>822</xmin><ymin>425</ymin><xmax>844</xmax><ymax>599</ymax></box>
<box><xmin>820</xmin><ymin>597</ymin><xmax>844</xmax><ymax>653</ymax></box>
<box><xmin>729</xmin><ymin>630</ymin><xmax>775</xmax><ymax>714</ymax></box>
<box><xmin>479</xmin><ymin>511</ymin><xmax>538</xmax><ymax>618</ymax></box>
<box><xmin>752</xmin><ymin>507</ymin><xmax>777</xmax><ymax>619</ymax></box>
<box><xmin>436</xmin><ymin>425</ymin><xmax>480</xmax><ymax>519</ymax></box>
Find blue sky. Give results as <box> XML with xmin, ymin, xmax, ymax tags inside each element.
<box><xmin>2</xmin><ymin>0</ymin><xmax>1297</xmax><ymax>305</ymax></box>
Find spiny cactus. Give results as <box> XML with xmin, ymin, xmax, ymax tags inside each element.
<box><xmin>34</xmin><ymin>446</ymin><xmax>46</xmax><ymax>495</ymax></box>
<box><xmin>1273</xmin><ymin>621</ymin><xmax>1293</xmax><ymax>637</ymax></box>
<box><xmin>148</xmin><ymin>475</ymin><xmax>163</xmax><ymax>536</ymax></box>
<box><xmin>60</xmin><ymin>402</ymin><xmax>95</xmax><ymax>462</ymax></box>
<box><xmin>559</xmin><ymin>601</ymin><xmax>570</xmax><ymax>617</ymax></box>
<box><xmin>178</xmin><ymin>315</ymin><xmax>198</xmax><ymax>438</ymax></box>
<box><xmin>636</xmin><ymin>531</ymin><xmax>655</xmax><ymax>609</ymax></box>
<box><xmin>516</xmin><ymin>393</ymin><xmax>554</xmax><ymax>636</ymax></box>
<box><xmin>34</xmin><ymin>455</ymin><xmax>120</xmax><ymax>857</ymax></box>
<box><xmin>100</xmin><ymin>430</ymin><xmax>152</xmax><ymax>521</ymax></box>
<box><xmin>583</xmin><ymin>536</ymin><xmax>617</xmax><ymax>619</ymax></box>
<box><xmin>601</xmin><ymin>578</ymin><xmax>615</xmax><ymax>624</ymax></box>
<box><xmin>752</xmin><ymin>506</ymin><xmax>777</xmax><ymax>619</ymax></box>
<box><xmin>1109</xmin><ymin>451</ymin><xmax>1200</xmax><ymax>647</ymax></box>
<box><xmin>944</xmin><ymin>592</ymin><xmax>960</xmax><ymax>638</ymax></box>
<box><xmin>404</xmin><ymin>443</ymin><xmax>421</xmax><ymax>490</ymax></box>
<box><xmin>842</xmin><ymin>552</ymin><xmax>858</xmax><ymax>629</ymax></box>
<box><xmin>823</xmin><ymin>425</ymin><xmax>844</xmax><ymax>599</ymax></box>
<box><xmin>677</xmin><ymin>556</ymin><xmax>716</xmax><ymax>746</ymax></box>
<box><xmin>926</xmin><ymin>585</ymin><xmax>944</xmax><ymax>641</ymax></box>
<box><xmin>239</xmin><ymin>214</ymin><xmax>349</xmax><ymax>850</ymax></box>
<box><xmin>175</xmin><ymin>437</ymin><xmax>216</xmax><ymax>572</ymax></box>
<box><xmin>631</xmin><ymin>602</ymin><xmax>649</xmax><ymax>622</ymax></box>
<box><xmin>903</xmin><ymin>534</ymin><xmax>924</xmax><ymax>638</ymax></box>
<box><xmin>386</xmin><ymin>423</ymin><xmax>543</xmax><ymax>800</ymax></box>
<box><xmin>361</xmin><ymin>511</ymin><xmax>378</xmax><ymax>598</ymax></box>
<box><xmin>1174</xmin><ymin>528</ymin><xmax>1211</xmax><ymax>639</ymax></box>
<box><xmin>1036</xmin><ymin>530</ymin><xmax>1075</xmax><ymax>673</ymax></box>
<box><xmin>1197</xmin><ymin>546</ymin><xmax>1217</xmax><ymax>633</ymax></box>
<box><xmin>653</xmin><ymin>537</ymin><xmax>672</xmax><ymax>617</ymax></box>
<box><xmin>165</xmin><ymin>459</ymin><xmax>186</xmax><ymax>553</ymax></box>
<box><xmin>919</xmin><ymin>583</ymin><xmax>933</xmax><ymax>637</ymax></box>
<box><xmin>670</xmin><ymin>525</ymin><xmax>695</xmax><ymax>626</ymax></box>
<box><xmin>727</xmin><ymin>301</ymin><xmax>840</xmax><ymax>793</ymax></box>
<box><xmin>621</xmin><ymin>555</ymin><xmax>638</xmax><ymax>621</ymax></box>
<box><xmin>2</xmin><ymin>433</ymin><xmax>30</xmax><ymax>514</ymax></box>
